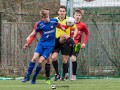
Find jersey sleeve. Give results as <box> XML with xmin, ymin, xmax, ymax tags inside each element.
<box><xmin>26</xmin><ymin>36</ymin><xmax>36</xmax><ymax>46</ymax></box>
<box><xmin>56</xmin><ymin>19</ymin><xmax>61</xmax><ymax>28</ymax></box>
<box><xmin>55</xmin><ymin>18</ymin><xmax>58</xmax><ymax>25</ymax></box>
<box><xmin>36</xmin><ymin>23</ymin><xmax>41</xmax><ymax>32</ymax></box>
<box><xmin>33</xmin><ymin>22</ymin><xmax>38</xmax><ymax>29</ymax></box>
<box><xmin>26</xmin><ymin>22</ymin><xmax>38</xmax><ymax>46</ymax></box>
<box><xmin>83</xmin><ymin>24</ymin><xmax>89</xmax><ymax>44</ymax></box>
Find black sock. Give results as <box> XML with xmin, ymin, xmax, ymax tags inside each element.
<box><xmin>63</xmin><ymin>63</ymin><xmax>67</xmax><ymax>77</ymax></box>
<box><xmin>72</xmin><ymin>61</ymin><xmax>77</xmax><ymax>75</ymax></box>
<box><xmin>66</xmin><ymin>63</ymin><xmax>69</xmax><ymax>74</ymax></box>
<box><xmin>52</xmin><ymin>60</ymin><xmax>59</xmax><ymax>75</ymax></box>
<box><xmin>45</xmin><ymin>63</ymin><xmax>50</xmax><ymax>79</ymax></box>
<box><xmin>66</xmin><ymin>37</ymin><xmax>75</xmax><ymax>47</ymax></box>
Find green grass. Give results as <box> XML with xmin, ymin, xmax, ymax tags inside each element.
<box><xmin>0</xmin><ymin>79</ymin><xmax>120</xmax><ymax>90</ymax></box>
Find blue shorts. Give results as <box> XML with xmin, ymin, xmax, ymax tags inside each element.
<box><xmin>34</xmin><ymin>43</ymin><xmax>54</xmax><ymax>59</ymax></box>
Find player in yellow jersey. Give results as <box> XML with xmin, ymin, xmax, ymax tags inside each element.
<box><xmin>51</xmin><ymin>5</ymin><xmax>78</xmax><ymax>81</ymax></box>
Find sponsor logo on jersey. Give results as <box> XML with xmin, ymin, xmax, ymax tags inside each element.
<box><xmin>44</xmin><ymin>30</ymin><xmax>55</xmax><ymax>34</ymax></box>
<box><xmin>51</xmin><ymin>25</ymin><xmax>53</xmax><ymax>28</ymax></box>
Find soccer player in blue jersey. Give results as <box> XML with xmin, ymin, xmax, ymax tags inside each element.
<box><xmin>22</xmin><ymin>8</ymin><xmax>65</xmax><ymax>84</ymax></box>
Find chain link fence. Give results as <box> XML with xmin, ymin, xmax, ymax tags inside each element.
<box><xmin>76</xmin><ymin>7</ymin><xmax>120</xmax><ymax>77</ymax></box>
<box><xmin>0</xmin><ymin>0</ymin><xmax>120</xmax><ymax>77</ymax></box>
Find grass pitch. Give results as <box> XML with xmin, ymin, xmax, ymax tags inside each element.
<box><xmin>0</xmin><ymin>78</ymin><xmax>120</xmax><ymax>90</ymax></box>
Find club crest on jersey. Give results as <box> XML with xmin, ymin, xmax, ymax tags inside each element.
<box><xmin>51</xmin><ymin>26</ymin><xmax>53</xmax><ymax>28</ymax></box>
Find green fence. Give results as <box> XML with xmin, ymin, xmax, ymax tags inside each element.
<box><xmin>77</xmin><ymin>22</ymin><xmax>120</xmax><ymax>76</ymax></box>
<box><xmin>76</xmin><ymin>7</ymin><xmax>120</xmax><ymax>77</ymax></box>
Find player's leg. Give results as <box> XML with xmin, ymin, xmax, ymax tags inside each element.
<box><xmin>75</xmin><ymin>43</ymin><xmax>81</xmax><ymax>52</ymax></box>
<box><xmin>52</xmin><ymin>52</ymin><xmax>60</xmax><ymax>81</ymax></box>
<box><xmin>45</xmin><ymin>56</ymin><xmax>51</xmax><ymax>84</ymax></box>
<box><xmin>70</xmin><ymin>49</ymin><xmax>80</xmax><ymax>80</ymax></box>
<box><xmin>60</xmin><ymin>44</ymin><xmax>70</xmax><ymax>81</ymax></box>
<box><xmin>22</xmin><ymin>43</ymin><xmax>43</xmax><ymax>83</ymax></box>
<box><xmin>65</xmin><ymin>63</ymin><xmax>69</xmax><ymax>79</ymax></box>
<box><xmin>22</xmin><ymin>52</ymin><xmax>40</xmax><ymax>83</ymax></box>
<box><xmin>60</xmin><ymin>35</ymin><xmax>74</xmax><ymax>46</ymax></box>
<box><xmin>59</xmin><ymin>35</ymin><xmax>80</xmax><ymax>52</ymax></box>
<box><xmin>51</xmin><ymin>38</ymin><xmax>61</xmax><ymax>81</ymax></box>
<box><xmin>30</xmin><ymin>44</ymin><xmax>44</xmax><ymax>84</ymax></box>
<box><xmin>31</xmin><ymin>46</ymin><xmax>54</xmax><ymax>84</ymax></box>
<box><xmin>59</xmin><ymin>35</ymin><xmax>77</xmax><ymax>79</ymax></box>
<box><xmin>31</xmin><ymin>56</ymin><xmax>43</xmax><ymax>84</ymax></box>
<box><xmin>70</xmin><ymin>55</ymin><xmax>77</xmax><ymax>80</ymax></box>
<box><xmin>60</xmin><ymin>55</ymin><xmax>69</xmax><ymax>81</ymax></box>
<box><xmin>59</xmin><ymin>35</ymin><xmax>67</xmax><ymax>44</ymax></box>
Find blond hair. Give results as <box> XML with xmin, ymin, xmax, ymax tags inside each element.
<box><xmin>40</xmin><ymin>8</ymin><xmax>49</xmax><ymax>18</ymax></box>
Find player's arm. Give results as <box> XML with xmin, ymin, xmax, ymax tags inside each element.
<box><xmin>23</xmin><ymin>30</ymin><xmax>37</xmax><ymax>49</ymax></box>
<box><xmin>26</xmin><ymin>22</ymin><xmax>38</xmax><ymax>46</ymax></box>
<box><xmin>72</xmin><ymin>26</ymin><xmax>78</xmax><ymax>40</ymax></box>
<box><xmin>26</xmin><ymin>30</ymin><xmax>37</xmax><ymax>42</ymax></box>
<box><xmin>81</xmin><ymin>24</ymin><xmax>89</xmax><ymax>48</ymax></box>
<box><xmin>57</xmin><ymin>23</ymin><xmax>66</xmax><ymax>31</ymax></box>
<box><xmin>26</xmin><ymin>35</ymin><xmax>36</xmax><ymax>46</ymax></box>
<box><xmin>54</xmin><ymin>18</ymin><xmax>66</xmax><ymax>31</ymax></box>
<box><xmin>23</xmin><ymin>22</ymin><xmax>39</xmax><ymax>49</ymax></box>
<box><xmin>57</xmin><ymin>24</ymin><xmax>68</xmax><ymax>29</ymax></box>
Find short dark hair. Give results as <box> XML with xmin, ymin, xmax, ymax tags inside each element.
<box><xmin>59</xmin><ymin>5</ymin><xmax>66</xmax><ymax>11</ymax></box>
<box><xmin>74</xmin><ymin>9</ymin><xmax>83</xmax><ymax>15</ymax></box>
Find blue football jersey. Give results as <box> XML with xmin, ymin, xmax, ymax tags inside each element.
<box><xmin>36</xmin><ymin>18</ymin><xmax>58</xmax><ymax>46</ymax></box>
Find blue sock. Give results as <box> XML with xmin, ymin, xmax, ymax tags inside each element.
<box><xmin>32</xmin><ymin>65</ymin><xmax>42</xmax><ymax>81</ymax></box>
<box><xmin>26</xmin><ymin>61</ymin><xmax>35</xmax><ymax>78</ymax></box>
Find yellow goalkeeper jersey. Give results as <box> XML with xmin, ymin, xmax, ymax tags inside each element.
<box><xmin>55</xmin><ymin>16</ymin><xmax>76</xmax><ymax>38</ymax></box>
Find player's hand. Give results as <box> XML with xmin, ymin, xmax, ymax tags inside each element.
<box><xmin>23</xmin><ymin>44</ymin><xmax>29</xmax><ymax>50</ymax></box>
<box><xmin>81</xmin><ymin>43</ymin><xmax>86</xmax><ymax>48</ymax></box>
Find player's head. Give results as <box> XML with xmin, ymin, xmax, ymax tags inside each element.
<box><xmin>58</xmin><ymin>5</ymin><xmax>66</xmax><ymax>18</ymax></box>
<box><xmin>74</xmin><ymin>9</ymin><xmax>83</xmax><ymax>22</ymax></box>
<box><xmin>40</xmin><ymin>8</ymin><xmax>50</xmax><ymax>23</ymax></box>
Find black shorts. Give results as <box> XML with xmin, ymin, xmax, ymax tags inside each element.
<box><xmin>69</xmin><ymin>46</ymin><xmax>79</xmax><ymax>57</ymax></box>
<box><xmin>53</xmin><ymin>38</ymin><xmax>71</xmax><ymax>55</ymax></box>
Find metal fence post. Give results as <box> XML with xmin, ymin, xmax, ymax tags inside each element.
<box><xmin>0</xmin><ymin>12</ymin><xmax>2</xmax><ymax>66</ymax></box>
<box><xmin>69</xmin><ymin>0</ymin><xmax>73</xmax><ymax>79</ymax></box>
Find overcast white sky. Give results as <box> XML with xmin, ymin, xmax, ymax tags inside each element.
<box><xmin>60</xmin><ymin>0</ymin><xmax>120</xmax><ymax>7</ymax></box>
